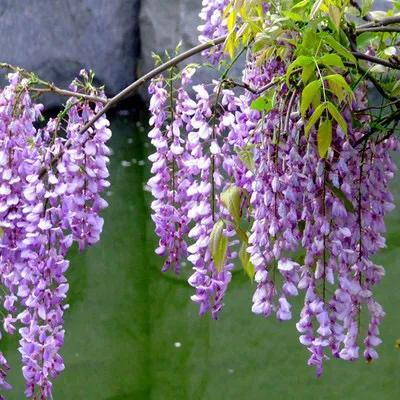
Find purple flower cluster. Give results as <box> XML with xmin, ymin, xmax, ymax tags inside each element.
<box><xmin>0</xmin><ymin>71</ymin><xmax>110</xmax><ymax>398</ymax></box>
<box><xmin>148</xmin><ymin>69</ymin><xmax>235</xmax><ymax>319</ymax></box>
<box><xmin>147</xmin><ymin>73</ymin><xmax>190</xmax><ymax>274</ymax></box>
<box><xmin>148</xmin><ymin>51</ymin><xmax>398</xmax><ymax>374</ymax></box>
<box><xmin>198</xmin><ymin>0</ymin><xmax>230</xmax><ymax>64</ymax></box>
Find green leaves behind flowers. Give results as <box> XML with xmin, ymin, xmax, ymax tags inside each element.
<box><xmin>239</xmin><ymin>240</ymin><xmax>255</xmax><ymax>279</ymax></box>
<box><xmin>218</xmin><ymin>185</ymin><xmax>255</xmax><ymax>279</ymax></box>
<box><xmin>317</xmin><ymin>118</ymin><xmax>332</xmax><ymax>158</ymax></box>
<box><xmin>221</xmin><ymin>185</ymin><xmax>242</xmax><ymax>225</ymax></box>
<box><xmin>209</xmin><ymin>220</ymin><xmax>229</xmax><ymax>273</ymax></box>
<box><xmin>326</xmin><ymin>180</ymin><xmax>355</xmax><ymax>213</ymax></box>
<box><xmin>251</xmin><ymin>94</ymin><xmax>273</xmax><ymax>113</ymax></box>
<box><xmin>301</xmin><ymin>73</ymin><xmax>352</xmax><ymax>119</ymax></box>
<box><xmin>305</xmin><ymin>101</ymin><xmax>347</xmax><ymax>138</ymax></box>
<box><xmin>236</xmin><ymin>144</ymin><xmax>255</xmax><ymax>172</ymax></box>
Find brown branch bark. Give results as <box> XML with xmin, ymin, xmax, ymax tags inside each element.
<box><xmin>352</xmin><ymin>51</ymin><xmax>400</xmax><ymax>70</ymax></box>
<box><xmin>357</xmin><ymin>15</ymin><xmax>400</xmax><ymax>29</ymax></box>
<box><xmin>0</xmin><ymin>62</ymin><xmax>107</xmax><ymax>103</ymax></box>
<box><xmin>356</xmin><ymin>26</ymin><xmax>400</xmax><ymax>34</ymax></box>
<box><xmin>30</xmin><ymin>87</ymin><xmax>107</xmax><ymax>104</ymax></box>
<box><xmin>75</xmin><ymin>35</ymin><xmax>227</xmax><ymax>138</ymax></box>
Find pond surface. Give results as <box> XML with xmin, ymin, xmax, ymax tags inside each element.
<box><xmin>2</xmin><ymin>117</ymin><xmax>400</xmax><ymax>399</ymax></box>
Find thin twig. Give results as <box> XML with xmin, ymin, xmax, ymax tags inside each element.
<box><xmin>223</xmin><ymin>77</ymin><xmax>281</xmax><ymax>95</ymax></box>
<box><xmin>354</xmin><ymin>110</ymin><xmax>400</xmax><ymax>147</ymax></box>
<box><xmin>354</xmin><ymin>99</ymin><xmax>400</xmax><ymax>113</ymax></box>
<box><xmin>38</xmin><ymin>34</ymin><xmax>228</xmax><ymax>179</ymax></box>
<box><xmin>357</xmin><ymin>15</ymin><xmax>400</xmax><ymax>30</ymax></box>
<box><xmin>30</xmin><ymin>87</ymin><xmax>107</xmax><ymax>104</ymax></box>
<box><xmin>0</xmin><ymin>62</ymin><xmax>107</xmax><ymax>103</ymax></box>
<box><xmin>75</xmin><ymin>35</ymin><xmax>227</xmax><ymax>138</ymax></box>
<box><xmin>356</xmin><ymin>26</ymin><xmax>400</xmax><ymax>34</ymax></box>
<box><xmin>256</xmin><ymin>79</ymin><xmax>282</xmax><ymax>95</ymax></box>
<box><xmin>283</xmin><ymin>90</ymin><xmax>297</xmax><ymax>135</ymax></box>
<box><xmin>352</xmin><ymin>51</ymin><xmax>400</xmax><ymax>70</ymax></box>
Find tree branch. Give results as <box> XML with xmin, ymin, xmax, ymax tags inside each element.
<box><xmin>38</xmin><ymin>34</ymin><xmax>228</xmax><ymax>178</ymax></box>
<box><xmin>354</xmin><ymin>99</ymin><xmax>400</xmax><ymax>113</ymax></box>
<box><xmin>349</xmin><ymin>0</ymin><xmax>372</xmax><ymax>22</ymax></box>
<box><xmin>223</xmin><ymin>77</ymin><xmax>281</xmax><ymax>95</ymax></box>
<box><xmin>356</xmin><ymin>26</ymin><xmax>400</xmax><ymax>34</ymax></box>
<box><xmin>0</xmin><ymin>62</ymin><xmax>107</xmax><ymax>104</ymax></box>
<box><xmin>354</xmin><ymin>110</ymin><xmax>400</xmax><ymax>147</ymax></box>
<box><xmin>75</xmin><ymin>35</ymin><xmax>228</xmax><ymax>138</ymax></box>
<box><xmin>30</xmin><ymin>87</ymin><xmax>107</xmax><ymax>104</ymax></box>
<box><xmin>343</xmin><ymin>24</ymin><xmax>399</xmax><ymax>98</ymax></box>
<box><xmin>352</xmin><ymin>51</ymin><xmax>400</xmax><ymax>70</ymax></box>
<box><xmin>357</xmin><ymin>15</ymin><xmax>400</xmax><ymax>29</ymax></box>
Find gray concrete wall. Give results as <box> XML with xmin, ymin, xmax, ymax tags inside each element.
<box><xmin>0</xmin><ymin>0</ymin><xmax>393</xmax><ymax>105</ymax></box>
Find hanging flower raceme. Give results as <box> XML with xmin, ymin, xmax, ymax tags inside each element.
<box><xmin>147</xmin><ymin>68</ymin><xmax>235</xmax><ymax>318</ymax></box>
<box><xmin>148</xmin><ymin>9</ymin><xmax>399</xmax><ymax>374</ymax></box>
<box><xmin>147</xmin><ymin>71</ymin><xmax>191</xmax><ymax>275</ymax></box>
<box><xmin>0</xmin><ymin>72</ymin><xmax>44</xmax><ymax>393</ymax></box>
<box><xmin>198</xmin><ymin>0</ymin><xmax>230</xmax><ymax>64</ymax></box>
<box><xmin>0</xmin><ymin>70</ymin><xmax>111</xmax><ymax>399</ymax></box>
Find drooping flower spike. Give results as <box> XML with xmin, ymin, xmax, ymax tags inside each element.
<box><xmin>0</xmin><ymin>70</ymin><xmax>111</xmax><ymax>398</ymax></box>
<box><xmin>148</xmin><ymin>0</ymin><xmax>400</xmax><ymax>377</ymax></box>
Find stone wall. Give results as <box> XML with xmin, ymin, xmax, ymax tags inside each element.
<box><xmin>0</xmin><ymin>0</ymin><xmax>393</xmax><ymax>106</ymax></box>
<box><xmin>0</xmin><ymin>0</ymin><xmax>140</xmax><ymax>103</ymax></box>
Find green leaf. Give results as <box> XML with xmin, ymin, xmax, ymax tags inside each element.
<box><xmin>250</xmin><ymin>96</ymin><xmax>272</xmax><ymax>112</ymax></box>
<box><xmin>324</xmin><ymin>74</ymin><xmax>353</xmax><ymax>103</ymax></box>
<box><xmin>236</xmin><ymin>145</ymin><xmax>255</xmax><ymax>172</ymax></box>
<box><xmin>292</xmin><ymin>0</ymin><xmax>309</xmax><ymax>9</ymax></box>
<box><xmin>370</xmin><ymin>64</ymin><xmax>388</xmax><ymax>74</ymax></box>
<box><xmin>301</xmin><ymin>28</ymin><xmax>318</xmax><ymax>54</ymax></box>
<box><xmin>324</xmin><ymin>74</ymin><xmax>352</xmax><ymax>93</ymax></box>
<box><xmin>0</xmin><ymin>227</ymin><xmax>3</xmax><ymax>238</ymax></box>
<box><xmin>209</xmin><ymin>220</ymin><xmax>229</xmax><ymax>273</ymax></box>
<box><xmin>318</xmin><ymin>54</ymin><xmax>345</xmax><ymax>69</ymax></box>
<box><xmin>305</xmin><ymin>102</ymin><xmax>327</xmax><ymax>137</ymax></box>
<box><xmin>327</xmin><ymin>80</ymin><xmax>345</xmax><ymax>103</ymax></box>
<box><xmin>227</xmin><ymin>33</ymin><xmax>238</xmax><ymax>59</ymax></box>
<box><xmin>301</xmin><ymin>80</ymin><xmax>321</xmax><ymax>118</ymax></box>
<box><xmin>239</xmin><ymin>240</ymin><xmax>255</xmax><ymax>279</ymax></box>
<box><xmin>361</xmin><ymin>0</ymin><xmax>373</xmax><ymax>15</ymax></box>
<box><xmin>384</xmin><ymin>46</ymin><xmax>397</xmax><ymax>56</ymax></box>
<box><xmin>227</xmin><ymin>9</ymin><xmax>237</xmax><ymax>32</ymax></box>
<box><xmin>286</xmin><ymin>56</ymin><xmax>314</xmax><ymax>84</ymax></box>
<box><xmin>356</xmin><ymin>32</ymin><xmax>377</xmax><ymax>49</ymax></box>
<box><xmin>233</xmin><ymin>0</ymin><xmax>244</xmax><ymax>10</ymax></box>
<box><xmin>221</xmin><ymin>186</ymin><xmax>242</xmax><ymax>225</ymax></box>
<box><xmin>328</xmin><ymin>4</ymin><xmax>341</xmax><ymax>30</ymax></box>
<box><xmin>326</xmin><ymin>180</ymin><xmax>355</xmax><ymax>213</ymax></box>
<box><xmin>322</xmin><ymin>35</ymin><xmax>356</xmax><ymax>63</ymax></box>
<box><xmin>253</xmin><ymin>34</ymin><xmax>271</xmax><ymax>52</ymax></box>
<box><xmin>392</xmin><ymin>81</ymin><xmax>400</xmax><ymax>96</ymax></box>
<box><xmin>310</xmin><ymin>0</ymin><xmax>323</xmax><ymax>19</ymax></box>
<box><xmin>283</xmin><ymin>10</ymin><xmax>304</xmax><ymax>21</ymax></box>
<box><xmin>326</xmin><ymin>102</ymin><xmax>348</xmax><ymax>134</ymax></box>
<box><xmin>301</xmin><ymin>63</ymin><xmax>315</xmax><ymax>84</ymax></box>
<box><xmin>235</xmin><ymin>225</ymin><xmax>249</xmax><ymax>243</ymax></box>
<box><xmin>317</xmin><ymin>118</ymin><xmax>332</xmax><ymax>158</ymax></box>
<box><xmin>368</xmin><ymin>10</ymin><xmax>388</xmax><ymax>21</ymax></box>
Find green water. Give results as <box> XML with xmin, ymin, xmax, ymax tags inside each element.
<box><xmin>2</xmin><ymin>117</ymin><xmax>400</xmax><ymax>399</ymax></box>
